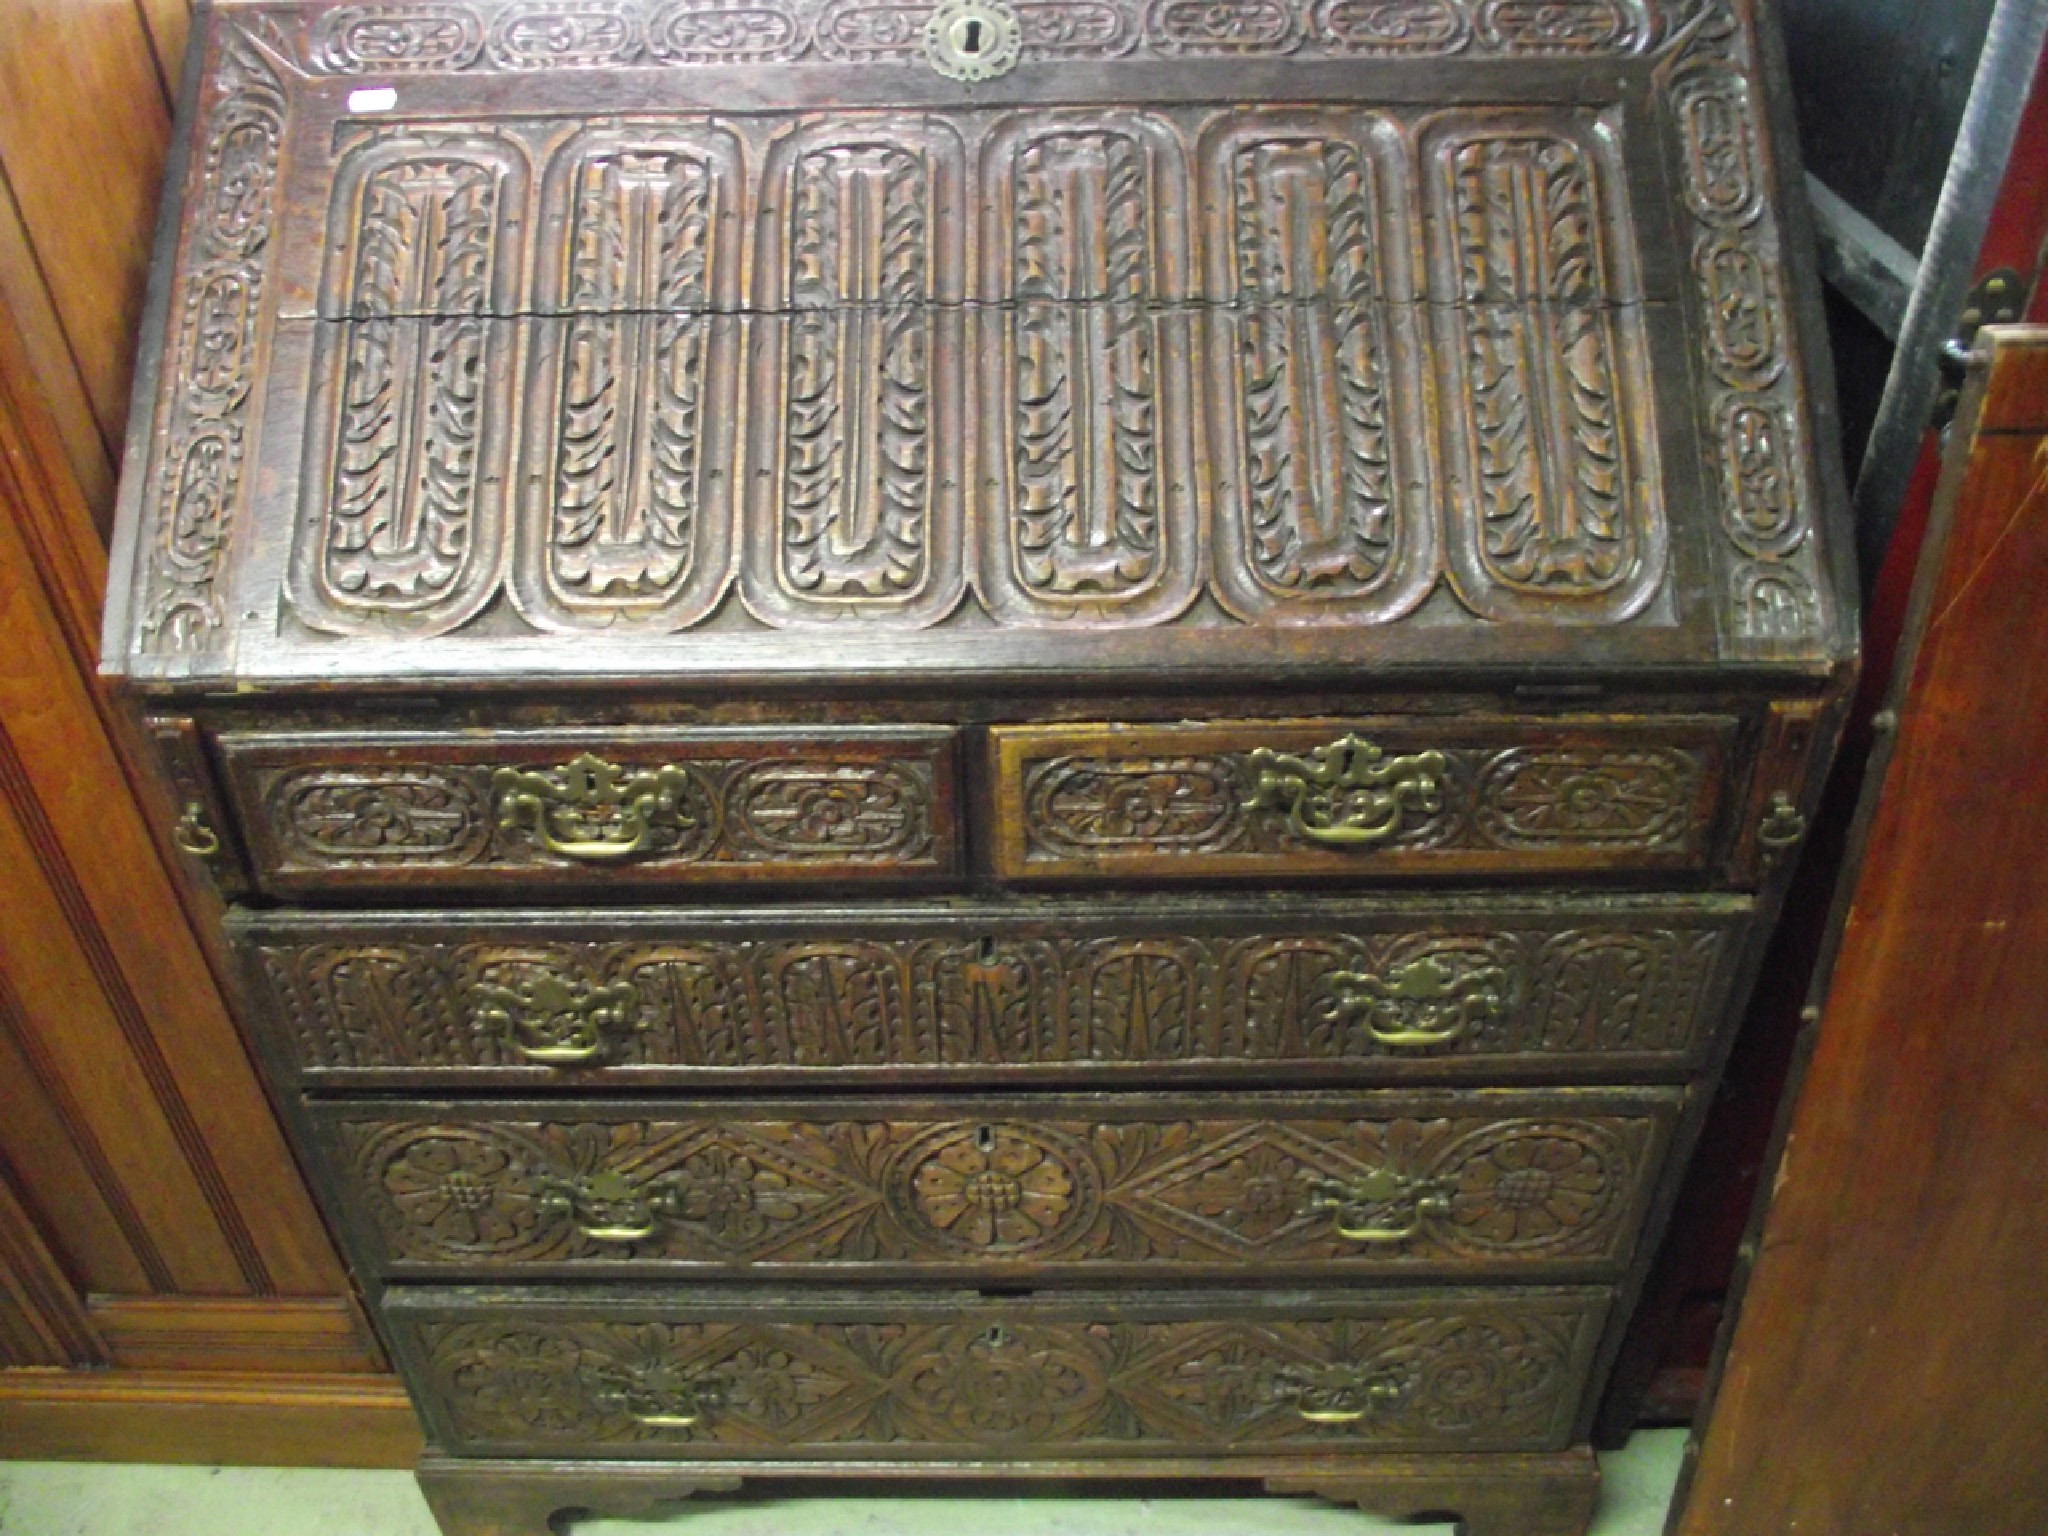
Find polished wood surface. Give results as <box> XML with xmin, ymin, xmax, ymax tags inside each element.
<box><xmin>0</xmin><ymin>0</ymin><xmax>397</xmax><ymax>1445</ymax></box>
<box><xmin>1673</xmin><ymin>327</ymin><xmax>2048</xmax><ymax>1535</ymax></box>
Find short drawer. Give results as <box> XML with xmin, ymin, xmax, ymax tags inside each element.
<box><xmin>311</xmin><ymin>1090</ymin><xmax>1679</xmax><ymax>1283</ymax></box>
<box><xmin>990</xmin><ymin>716</ymin><xmax>1742</xmax><ymax>885</ymax></box>
<box><xmin>231</xmin><ymin>895</ymin><xmax>1751</xmax><ymax>1088</ymax></box>
<box><xmin>214</xmin><ymin>726</ymin><xmax>961</xmax><ymax>897</ymax></box>
<box><xmin>384</xmin><ymin>1284</ymin><xmax>1612</xmax><ymax>1459</ymax></box>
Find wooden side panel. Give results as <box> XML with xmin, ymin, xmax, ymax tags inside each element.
<box><xmin>0</xmin><ymin>0</ymin><xmax>179</xmax><ymax>525</ymax></box>
<box><xmin>1674</xmin><ymin>329</ymin><xmax>2048</xmax><ymax>1535</ymax></box>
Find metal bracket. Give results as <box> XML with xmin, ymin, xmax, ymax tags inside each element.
<box><xmin>1934</xmin><ymin>267</ymin><xmax>2027</xmax><ymax>426</ymax></box>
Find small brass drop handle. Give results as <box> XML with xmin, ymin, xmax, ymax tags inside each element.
<box><xmin>1757</xmin><ymin>792</ymin><xmax>1808</xmax><ymax>852</ymax></box>
<box><xmin>173</xmin><ymin>802</ymin><xmax>222</xmax><ymax>859</ymax></box>
<box><xmin>630</xmin><ymin>1409</ymin><xmax>704</xmax><ymax>1429</ymax></box>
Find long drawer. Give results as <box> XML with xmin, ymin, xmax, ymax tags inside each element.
<box><xmin>310</xmin><ymin>1090</ymin><xmax>1679</xmax><ymax>1283</ymax></box>
<box><xmin>213</xmin><ymin>726</ymin><xmax>963</xmax><ymax>898</ymax></box>
<box><xmin>232</xmin><ymin>895</ymin><xmax>1750</xmax><ymax>1089</ymax></box>
<box><xmin>383</xmin><ymin>1284</ymin><xmax>1612</xmax><ymax>1459</ymax></box>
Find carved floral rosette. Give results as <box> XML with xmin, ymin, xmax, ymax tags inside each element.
<box><xmin>331</xmin><ymin>1107</ymin><xmax>1662</xmax><ymax>1270</ymax></box>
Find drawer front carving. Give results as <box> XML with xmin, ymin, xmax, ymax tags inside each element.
<box><xmin>234</xmin><ymin>896</ymin><xmax>1747</xmax><ymax>1085</ymax></box>
<box><xmin>216</xmin><ymin>728</ymin><xmax>960</xmax><ymax>894</ymax></box>
<box><xmin>314</xmin><ymin>1091</ymin><xmax>1677</xmax><ymax>1279</ymax></box>
<box><xmin>991</xmin><ymin>717</ymin><xmax>1739</xmax><ymax>882</ymax></box>
<box><xmin>385</xmin><ymin>1285</ymin><xmax>1610</xmax><ymax>1457</ymax></box>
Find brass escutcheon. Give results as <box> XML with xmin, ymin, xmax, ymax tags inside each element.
<box><xmin>922</xmin><ymin>0</ymin><xmax>1021</xmax><ymax>81</ymax></box>
<box><xmin>1330</xmin><ymin>953</ymin><xmax>1507</xmax><ymax>1048</ymax></box>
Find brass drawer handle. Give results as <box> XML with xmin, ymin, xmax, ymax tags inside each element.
<box><xmin>1245</xmin><ymin>736</ymin><xmax>1446</xmax><ymax>847</ymax></box>
<box><xmin>493</xmin><ymin>753</ymin><xmax>698</xmax><ymax>863</ymax></box>
<box><xmin>1294</xmin><ymin>1380</ymin><xmax>1404</xmax><ymax>1424</ymax></box>
<box><xmin>1330</xmin><ymin>954</ymin><xmax>1508</xmax><ymax>1050</ymax></box>
<box><xmin>468</xmin><ymin>976</ymin><xmax>641</xmax><ymax>1067</ymax></box>
<box><xmin>537</xmin><ymin>1169</ymin><xmax>668</xmax><ymax>1246</ymax></box>
<box><xmin>580</xmin><ymin>1221</ymin><xmax>660</xmax><ymax>1244</ymax></box>
<box><xmin>1757</xmin><ymin>792</ymin><xmax>1808</xmax><ymax>853</ymax></box>
<box><xmin>173</xmin><ymin>802</ymin><xmax>222</xmax><ymax>859</ymax></box>
<box><xmin>1303</xmin><ymin>1171</ymin><xmax>1451</xmax><ymax>1245</ymax></box>
<box><xmin>631</xmin><ymin>1409</ymin><xmax>705</xmax><ymax>1429</ymax></box>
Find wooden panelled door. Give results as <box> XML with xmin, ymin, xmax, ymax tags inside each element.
<box><xmin>0</xmin><ymin>0</ymin><xmax>415</xmax><ymax>1463</ymax></box>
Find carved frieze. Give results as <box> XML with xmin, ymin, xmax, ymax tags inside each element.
<box><xmin>246</xmin><ymin>914</ymin><xmax>1731</xmax><ymax>1073</ymax></box>
<box><xmin>269</xmin><ymin>0</ymin><xmax>1672</xmax><ymax>72</ymax></box>
<box><xmin>338</xmin><ymin>1105</ymin><xmax>1661</xmax><ymax>1272</ymax></box>
<box><xmin>136</xmin><ymin>29</ymin><xmax>285</xmax><ymax>655</ymax></box>
<box><xmin>401</xmin><ymin>1294</ymin><xmax>1606</xmax><ymax>1453</ymax></box>
<box><xmin>1015</xmin><ymin>739</ymin><xmax>1711</xmax><ymax>866</ymax></box>
<box><xmin>1662</xmin><ymin>5</ymin><xmax>1831</xmax><ymax>656</ymax></box>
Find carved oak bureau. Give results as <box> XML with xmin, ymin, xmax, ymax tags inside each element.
<box><xmin>102</xmin><ymin>0</ymin><xmax>1856</xmax><ymax>1529</ymax></box>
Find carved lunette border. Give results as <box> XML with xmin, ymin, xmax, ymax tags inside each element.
<box><xmin>131</xmin><ymin>23</ymin><xmax>288</xmax><ymax>661</ymax></box>
<box><xmin>1656</xmin><ymin>0</ymin><xmax>1830</xmax><ymax>658</ymax></box>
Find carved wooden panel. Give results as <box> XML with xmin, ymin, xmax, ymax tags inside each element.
<box><xmin>112</xmin><ymin>0</ymin><xmax>1848</xmax><ymax>678</ymax></box>
<box><xmin>237</xmin><ymin>898</ymin><xmax>1744</xmax><ymax>1083</ymax></box>
<box><xmin>132</xmin><ymin>29</ymin><xmax>286</xmax><ymax>656</ymax></box>
<box><xmin>976</xmin><ymin>111</ymin><xmax>1199</xmax><ymax>625</ymax></box>
<box><xmin>741</xmin><ymin>115</ymin><xmax>968</xmax><ymax>628</ymax></box>
<box><xmin>992</xmin><ymin>717</ymin><xmax>1737</xmax><ymax>882</ymax></box>
<box><xmin>215</xmin><ymin>728</ymin><xmax>960</xmax><ymax>893</ymax></box>
<box><xmin>511</xmin><ymin>123</ymin><xmax>746</xmax><ymax>632</ymax></box>
<box><xmin>1200</xmin><ymin>109</ymin><xmax>1433</xmax><ymax>624</ymax></box>
<box><xmin>318</xmin><ymin>1091</ymin><xmax>1676</xmax><ymax>1277</ymax></box>
<box><xmin>1422</xmin><ymin>112</ymin><xmax>1663</xmax><ymax>624</ymax></box>
<box><xmin>290</xmin><ymin>131</ymin><xmax>530</xmax><ymax>637</ymax></box>
<box><xmin>387</xmin><ymin>1285</ymin><xmax>1611</xmax><ymax>1456</ymax></box>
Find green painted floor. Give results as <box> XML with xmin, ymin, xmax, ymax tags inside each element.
<box><xmin>0</xmin><ymin>1430</ymin><xmax>1684</xmax><ymax>1535</ymax></box>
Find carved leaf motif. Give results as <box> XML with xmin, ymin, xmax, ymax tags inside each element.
<box><xmin>1221</xmin><ymin>126</ymin><xmax>1408</xmax><ymax>610</ymax></box>
<box><xmin>1446</xmin><ymin>130</ymin><xmax>1639</xmax><ymax>600</ymax></box>
<box><xmin>780</xmin><ymin>141</ymin><xmax>933</xmax><ymax>605</ymax></box>
<box><xmin>1007</xmin><ymin>128</ymin><xmax>1164</xmax><ymax>605</ymax></box>
<box><xmin>1474</xmin><ymin>749</ymin><xmax>1701</xmax><ymax>847</ymax></box>
<box><xmin>251</xmin><ymin>918</ymin><xmax>1727</xmax><ymax>1074</ymax></box>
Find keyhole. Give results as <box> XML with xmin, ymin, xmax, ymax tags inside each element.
<box><xmin>961</xmin><ymin>17</ymin><xmax>984</xmax><ymax>50</ymax></box>
<box><xmin>976</xmin><ymin>1124</ymin><xmax>996</xmax><ymax>1153</ymax></box>
<box><xmin>982</xmin><ymin>1324</ymin><xmax>1009</xmax><ymax>1348</ymax></box>
<box><xmin>976</xmin><ymin>935</ymin><xmax>997</xmax><ymax>964</ymax></box>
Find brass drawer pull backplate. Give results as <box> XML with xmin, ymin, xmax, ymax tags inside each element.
<box><xmin>1245</xmin><ymin>735</ymin><xmax>1446</xmax><ymax>848</ymax></box>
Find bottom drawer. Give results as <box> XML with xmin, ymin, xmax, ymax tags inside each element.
<box><xmin>384</xmin><ymin>1285</ymin><xmax>1610</xmax><ymax>1459</ymax></box>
